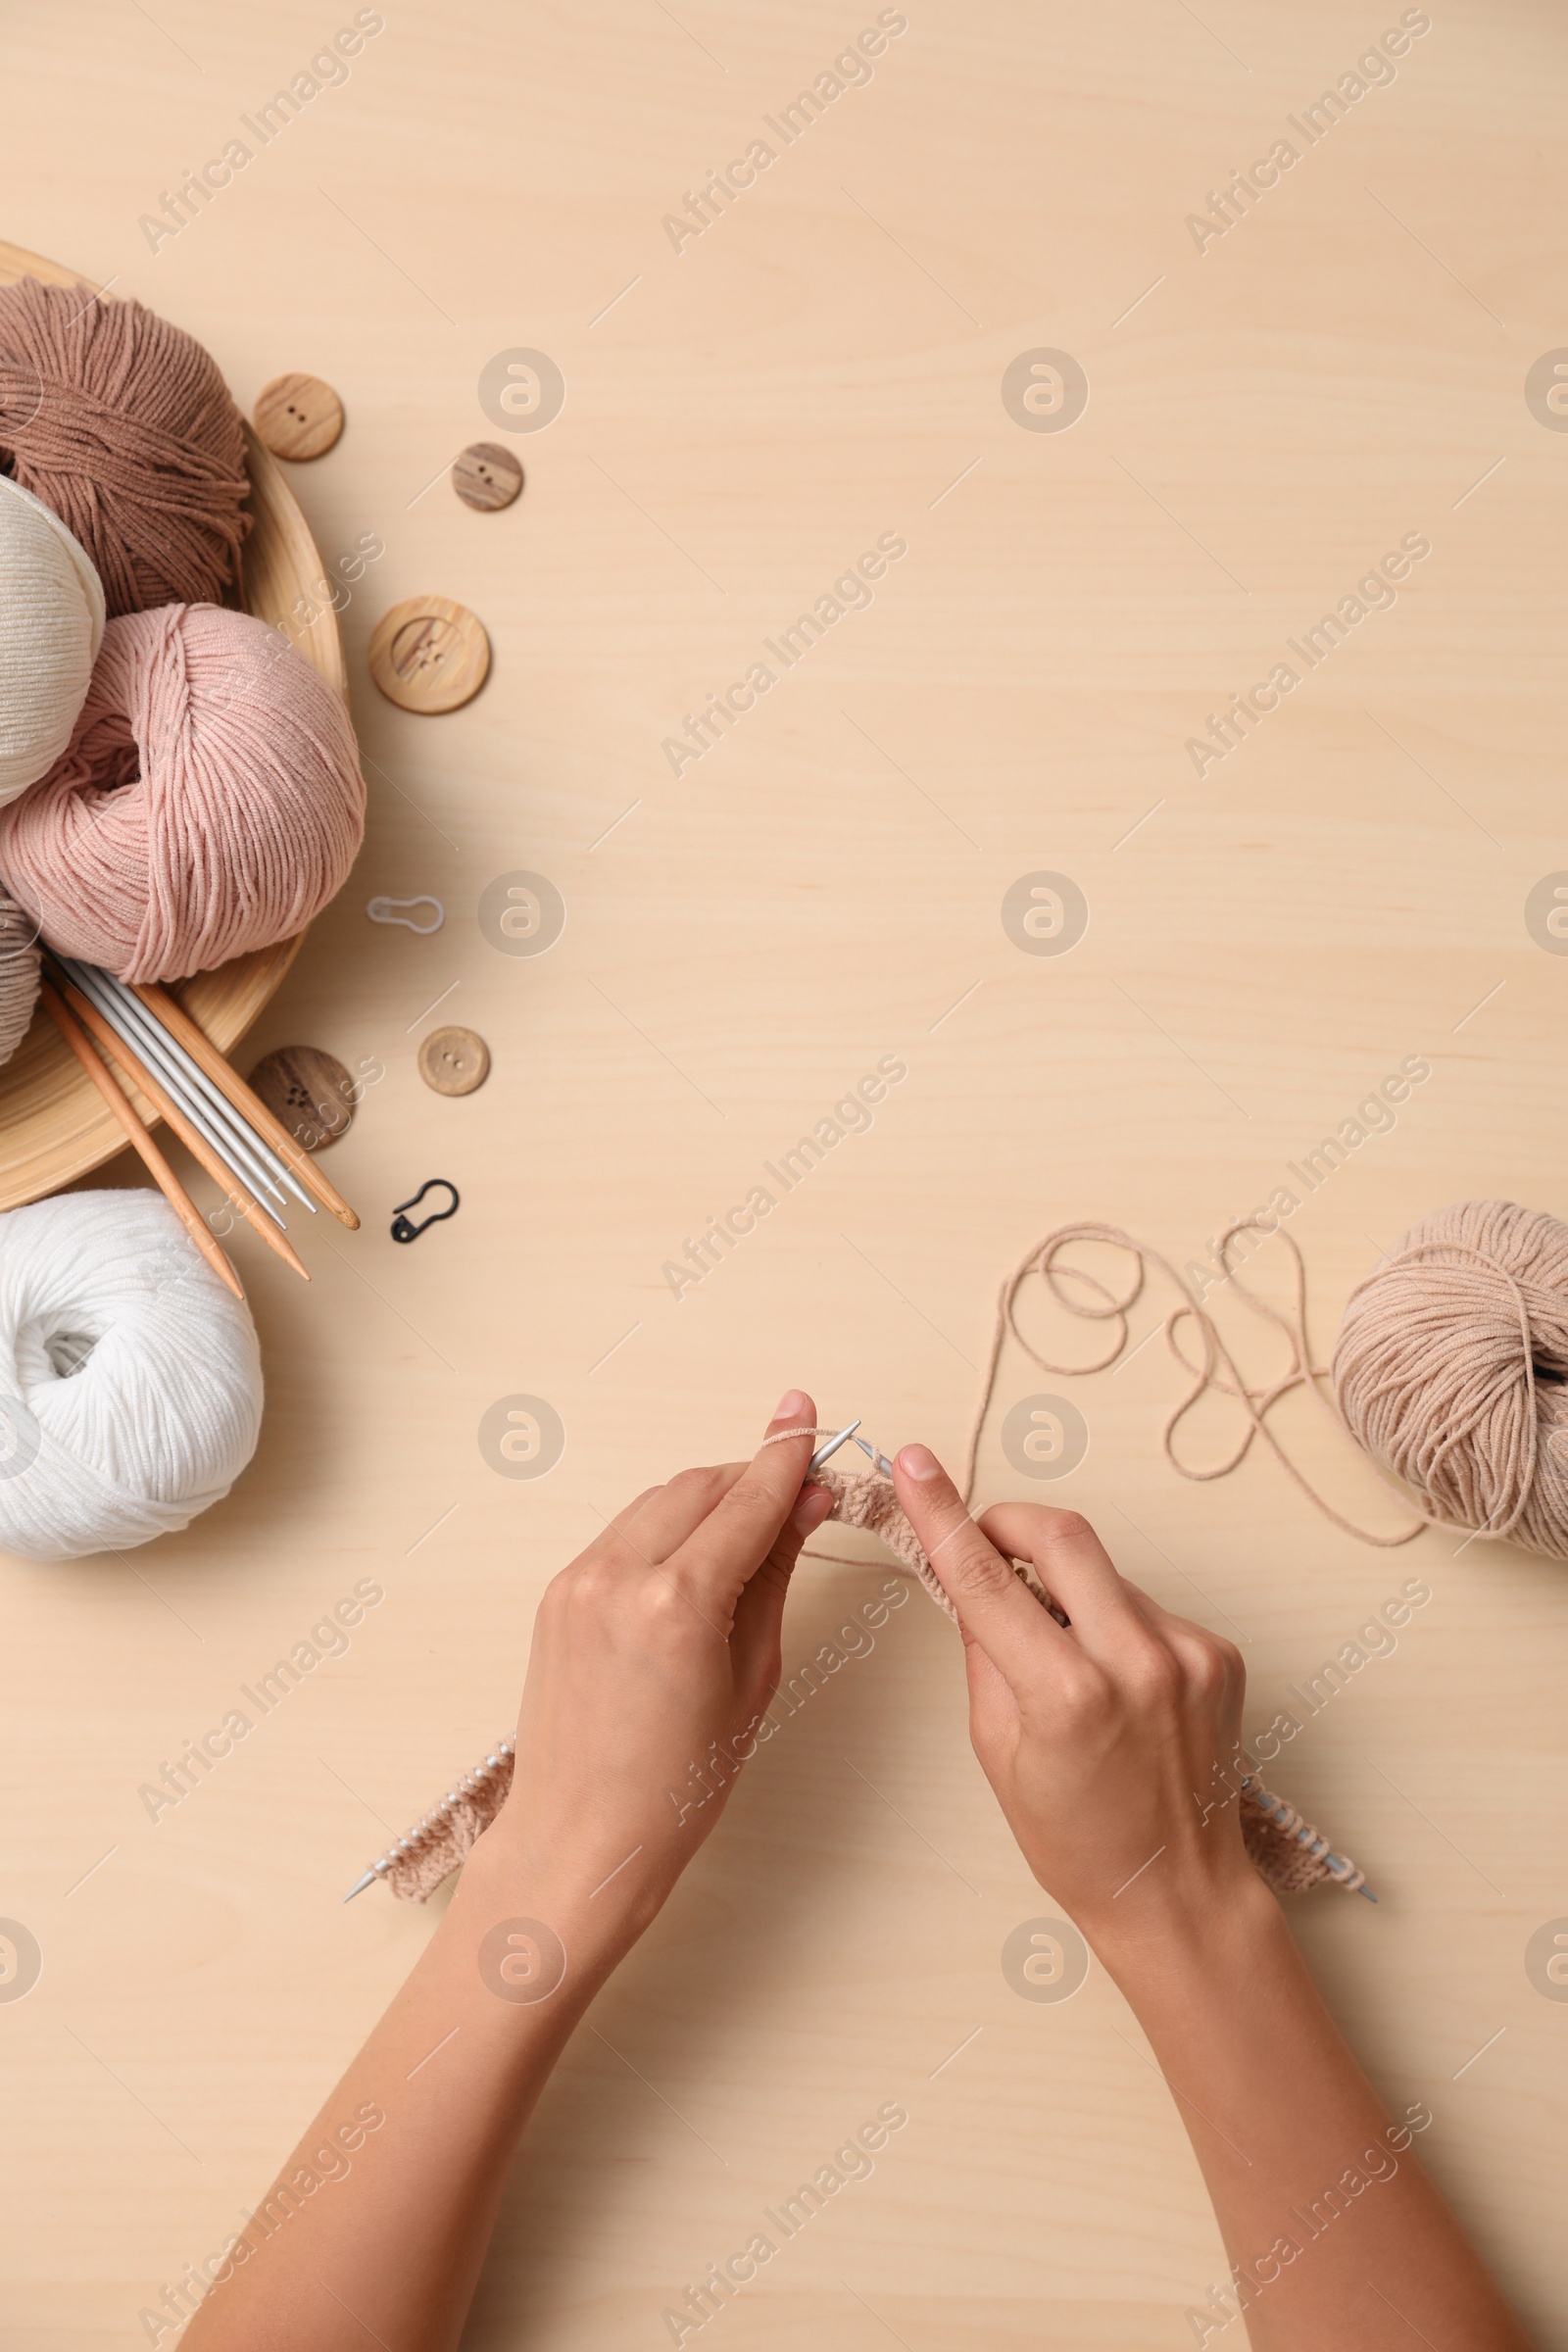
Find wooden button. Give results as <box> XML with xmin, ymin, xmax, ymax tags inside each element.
<box><xmin>368</xmin><ymin>596</ymin><xmax>490</xmax><ymax>714</ymax></box>
<box><xmin>453</xmin><ymin>443</ymin><xmax>523</xmax><ymax>512</ymax></box>
<box><xmin>418</xmin><ymin>1025</ymin><xmax>490</xmax><ymax>1097</ymax></box>
<box><xmin>254</xmin><ymin>373</ymin><xmax>344</xmax><ymax>461</ymax></box>
<box><xmin>247</xmin><ymin>1046</ymin><xmax>356</xmax><ymax>1152</ymax></box>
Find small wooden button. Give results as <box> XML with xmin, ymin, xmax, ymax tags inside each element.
<box><xmin>254</xmin><ymin>373</ymin><xmax>344</xmax><ymax>461</ymax></box>
<box><xmin>368</xmin><ymin>596</ymin><xmax>490</xmax><ymax>714</ymax></box>
<box><xmin>453</xmin><ymin>443</ymin><xmax>523</xmax><ymax>512</ymax></box>
<box><xmin>248</xmin><ymin>1046</ymin><xmax>356</xmax><ymax>1152</ymax></box>
<box><xmin>418</xmin><ymin>1025</ymin><xmax>490</xmax><ymax>1097</ymax></box>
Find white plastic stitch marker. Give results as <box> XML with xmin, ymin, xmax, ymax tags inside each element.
<box><xmin>368</xmin><ymin>895</ymin><xmax>445</xmax><ymax>935</ymax></box>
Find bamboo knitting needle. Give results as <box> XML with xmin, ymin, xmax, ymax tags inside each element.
<box><xmin>131</xmin><ymin>980</ymin><xmax>362</xmax><ymax>1231</ymax></box>
<box><xmin>39</xmin><ymin>984</ymin><xmax>245</xmax><ymax>1302</ymax></box>
<box><xmin>57</xmin><ymin>975</ymin><xmax>310</xmax><ymax>1286</ymax></box>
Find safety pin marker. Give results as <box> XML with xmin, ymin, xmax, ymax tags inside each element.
<box><xmin>368</xmin><ymin>895</ymin><xmax>445</xmax><ymax>935</ymax></box>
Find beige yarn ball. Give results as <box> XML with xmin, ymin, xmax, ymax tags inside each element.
<box><xmin>0</xmin><ymin>890</ymin><xmax>39</xmax><ymax>1064</ymax></box>
<box><xmin>1334</xmin><ymin>1199</ymin><xmax>1568</xmax><ymax>1558</ymax></box>
<box><xmin>0</xmin><ymin>470</ymin><xmax>105</xmax><ymax>805</ymax></box>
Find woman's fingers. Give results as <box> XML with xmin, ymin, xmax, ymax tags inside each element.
<box><xmin>614</xmin><ymin>1462</ymin><xmax>748</xmax><ymax>1564</ymax></box>
<box><xmin>892</xmin><ymin>1445</ymin><xmax>1070</xmax><ymax>1687</ymax></box>
<box><xmin>976</xmin><ymin>1501</ymin><xmax>1142</xmax><ymax>1652</ymax></box>
<box><xmin>728</xmin><ymin>1479</ymin><xmax>832</xmax><ymax>1691</ymax></box>
<box><xmin>669</xmin><ymin>1390</ymin><xmax>819</xmax><ymax>1603</ymax></box>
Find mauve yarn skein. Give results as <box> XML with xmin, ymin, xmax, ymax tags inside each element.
<box><xmin>0</xmin><ymin>276</ymin><xmax>250</xmax><ymax>618</ymax></box>
<box><xmin>0</xmin><ymin>1189</ymin><xmax>264</xmax><ymax>1562</ymax></box>
<box><xmin>0</xmin><ymin>471</ymin><xmax>105</xmax><ymax>803</ymax></box>
<box><xmin>0</xmin><ymin>891</ymin><xmax>40</xmax><ymax>1064</ymax></box>
<box><xmin>0</xmin><ymin>603</ymin><xmax>366</xmax><ymax>983</ymax></box>
<box><xmin>1335</xmin><ymin>1199</ymin><xmax>1568</xmax><ymax>1559</ymax></box>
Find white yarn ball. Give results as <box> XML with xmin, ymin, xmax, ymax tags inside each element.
<box><xmin>0</xmin><ymin>471</ymin><xmax>106</xmax><ymax>806</ymax></box>
<box><xmin>0</xmin><ymin>1190</ymin><xmax>263</xmax><ymax>1562</ymax></box>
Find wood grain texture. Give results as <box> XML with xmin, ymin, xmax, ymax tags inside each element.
<box><xmin>416</xmin><ymin>1023</ymin><xmax>490</xmax><ymax>1096</ymax></box>
<box><xmin>2</xmin><ymin>6</ymin><xmax>1566</xmax><ymax>2349</ymax></box>
<box><xmin>368</xmin><ymin>591</ymin><xmax>491</xmax><ymax>711</ymax></box>
<box><xmin>253</xmin><ymin>369</ymin><xmax>345</xmax><ymax>461</ymax></box>
<box><xmin>246</xmin><ymin>1044</ymin><xmax>357</xmax><ymax>1151</ymax></box>
<box><xmin>452</xmin><ymin>442</ymin><xmax>523</xmax><ymax>512</ymax></box>
<box><xmin>0</xmin><ymin>240</ymin><xmax>347</xmax><ymax>1213</ymax></box>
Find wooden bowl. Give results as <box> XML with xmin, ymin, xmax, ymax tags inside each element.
<box><xmin>0</xmin><ymin>238</ymin><xmax>347</xmax><ymax>1212</ymax></box>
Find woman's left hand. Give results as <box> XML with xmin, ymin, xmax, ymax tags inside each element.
<box><xmin>485</xmin><ymin>1389</ymin><xmax>832</xmax><ymax>1968</ymax></box>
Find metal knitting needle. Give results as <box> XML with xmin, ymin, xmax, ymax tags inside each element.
<box><xmin>62</xmin><ymin>959</ymin><xmax>292</xmax><ymax>1221</ymax></box>
<box><xmin>76</xmin><ymin>958</ymin><xmax>315</xmax><ymax>1210</ymax></box>
<box><xmin>809</xmin><ymin>1419</ymin><xmax>861</xmax><ymax>1471</ymax></box>
<box><xmin>81</xmin><ymin>962</ymin><xmax>302</xmax><ymax>1213</ymax></box>
<box><xmin>855</xmin><ymin>1435</ymin><xmax>896</xmax><ymax>1476</ymax></box>
<box><xmin>344</xmin><ymin>1737</ymin><xmax>515</xmax><ymax>1899</ymax></box>
<box><xmin>67</xmin><ymin>959</ymin><xmax>315</xmax><ymax>1216</ymax></box>
<box><xmin>67</xmin><ymin>971</ymin><xmax>289</xmax><ymax>1225</ymax></box>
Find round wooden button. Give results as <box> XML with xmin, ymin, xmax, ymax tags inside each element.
<box><xmin>418</xmin><ymin>1025</ymin><xmax>490</xmax><ymax>1097</ymax></box>
<box><xmin>368</xmin><ymin>596</ymin><xmax>490</xmax><ymax>714</ymax></box>
<box><xmin>247</xmin><ymin>1046</ymin><xmax>356</xmax><ymax>1152</ymax></box>
<box><xmin>453</xmin><ymin>442</ymin><xmax>523</xmax><ymax>512</ymax></box>
<box><xmin>254</xmin><ymin>373</ymin><xmax>344</xmax><ymax>461</ymax></box>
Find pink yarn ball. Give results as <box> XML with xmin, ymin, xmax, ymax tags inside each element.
<box><xmin>0</xmin><ymin>603</ymin><xmax>365</xmax><ymax>982</ymax></box>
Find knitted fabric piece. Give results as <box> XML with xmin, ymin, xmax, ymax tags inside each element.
<box><xmin>392</xmin><ymin>1775</ymin><xmax>513</xmax><ymax>1902</ymax></box>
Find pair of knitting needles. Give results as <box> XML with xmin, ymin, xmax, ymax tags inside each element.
<box><xmin>38</xmin><ymin>956</ymin><xmax>360</xmax><ymax>1300</ymax></box>
<box><xmin>809</xmin><ymin>1418</ymin><xmax>895</xmax><ymax>1476</ymax></box>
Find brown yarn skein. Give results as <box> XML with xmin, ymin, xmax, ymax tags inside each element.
<box><xmin>1334</xmin><ymin>1200</ymin><xmax>1568</xmax><ymax>1559</ymax></box>
<box><xmin>0</xmin><ymin>890</ymin><xmax>40</xmax><ymax>1065</ymax></box>
<box><xmin>0</xmin><ymin>277</ymin><xmax>250</xmax><ymax>618</ymax></box>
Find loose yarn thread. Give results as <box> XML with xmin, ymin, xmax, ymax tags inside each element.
<box><xmin>0</xmin><ymin>276</ymin><xmax>250</xmax><ymax>618</ymax></box>
<box><xmin>953</xmin><ymin>1207</ymin><xmax>1568</xmax><ymax>1559</ymax></box>
<box><xmin>0</xmin><ymin>471</ymin><xmax>105</xmax><ymax>804</ymax></box>
<box><xmin>0</xmin><ymin>1190</ymin><xmax>264</xmax><ymax>1562</ymax></box>
<box><xmin>0</xmin><ymin>602</ymin><xmax>366</xmax><ymax>982</ymax></box>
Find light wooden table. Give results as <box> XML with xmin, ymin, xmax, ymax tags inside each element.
<box><xmin>4</xmin><ymin>3</ymin><xmax>1566</xmax><ymax>2344</ymax></box>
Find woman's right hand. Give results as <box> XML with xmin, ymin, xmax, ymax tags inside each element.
<box><xmin>890</xmin><ymin>1444</ymin><xmax>1268</xmax><ymax>1961</ymax></box>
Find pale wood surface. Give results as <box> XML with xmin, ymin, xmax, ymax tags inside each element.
<box><xmin>2</xmin><ymin>3</ymin><xmax>1566</xmax><ymax>2345</ymax></box>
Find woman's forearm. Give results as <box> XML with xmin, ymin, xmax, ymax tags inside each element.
<box><xmin>183</xmin><ymin>1829</ymin><xmax>621</xmax><ymax>2352</ymax></box>
<box><xmin>1102</xmin><ymin>1885</ymin><xmax>1532</xmax><ymax>2350</ymax></box>
<box><xmin>182</xmin><ymin>1405</ymin><xmax>830</xmax><ymax>2352</ymax></box>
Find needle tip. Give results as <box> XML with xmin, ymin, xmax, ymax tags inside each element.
<box><xmin>343</xmin><ymin>1871</ymin><xmax>377</xmax><ymax>1903</ymax></box>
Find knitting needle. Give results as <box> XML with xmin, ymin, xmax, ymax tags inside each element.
<box><xmin>855</xmin><ymin>1435</ymin><xmax>896</xmax><ymax>1477</ymax></box>
<box><xmin>72</xmin><ymin>959</ymin><xmax>305</xmax><ymax>1213</ymax></box>
<box><xmin>63</xmin><ymin>959</ymin><xmax>294</xmax><ymax>1217</ymax></box>
<box><xmin>809</xmin><ymin>1419</ymin><xmax>861</xmax><ymax>1471</ymax></box>
<box><xmin>39</xmin><ymin>984</ymin><xmax>244</xmax><ymax>1302</ymax></box>
<box><xmin>56</xmin><ymin>976</ymin><xmax>311</xmax><ymax>1285</ymax></box>
<box><xmin>131</xmin><ymin>980</ymin><xmax>361</xmax><ymax>1231</ymax></box>
<box><xmin>344</xmin><ymin>1736</ymin><xmax>515</xmax><ymax>1899</ymax></box>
